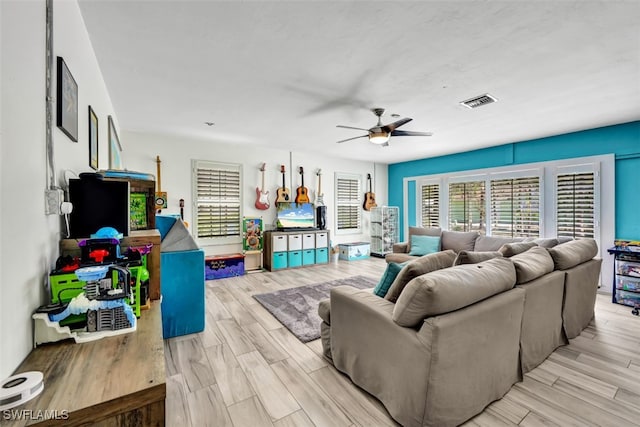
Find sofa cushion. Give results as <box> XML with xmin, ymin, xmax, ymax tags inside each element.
<box><xmin>373</xmin><ymin>262</ymin><xmax>406</xmax><ymax>297</ymax></box>
<box><xmin>523</xmin><ymin>237</ymin><xmax>560</xmax><ymax>248</ymax></box>
<box><xmin>384</xmin><ymin>250</ymin><xmax>457</xmax><ymax>303</ymax></box>
<box><xmin>474</xmin><ymin>236</ymin><xmax>524</xmax><ymax>252</ymax></box>
<box><xmin>408</xmin><ymin>235</ymin><xmax>441</xmax><ymax>256</ymax></box>
<box><xmin>318</xmin><ymin>298</ymin><xmax>331</xmax><ymax>324</ymax></box>
<box><xmin>499</xmin><ymin>241</ymin><xmax>537</xmax><ymax>257</ymax></box>
<box><xmin>441</xmin><ymin>231</ymin><xmax>479</xmax><ymax>253</ymax></box>
<box><xmin>453</xmin><ymin>250</ymin><xmax>503</xmax><ymax>266</ymax></box>
<box><xmin>548</xmin><ymin>238</ymin><xmax>598</xmax><ymax>270</ymax></box>
<box><xmin>510</xmin><ymin>246</ymin><xmax>555</xmax><ymax>284</ymax></box>
<box><xmin>393</xmin><ymin>257</ymin><xmax>517</xmax><ymax>327</ymax></box>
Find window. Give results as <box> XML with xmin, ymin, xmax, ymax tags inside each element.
<box><xmin>556</xmin><ymin>172</ymin><xmax>595</xmax><ymax>238</ymax></box>
<box><xmin>420</xmin><ymin>183</ymin><xmax>440</xmax><ymax>228</ymax></box>
<box><xmin>335</xmin><ymin>173</ymin><xmax>361</xmax><ymax>233</ymax></box>
<box><xmin>192</xmin><ymin>160</ymin><xmax>242</xmax><ymax>242</ymax></box>
<box><xmin>490</xmin><ymin>176</ymin><xmax>540</xmax><ymax>237</ymax></box>
<box><xmin>448</xmin><ymin>181</ymin><xmax>486</xmax><ymax>234</ymax></box>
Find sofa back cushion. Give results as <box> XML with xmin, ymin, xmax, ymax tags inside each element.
<box><xmin>499</xmin><ymin>241</ymin><xmax>537</xmax><ymax>257</ymax></box>
<box><xmin>393</xmin><ymin>257</ymin><xmax>517</xmax><ymax>327</ymax></box>
<box><xmin>510</xmin><ymin>246</ymin><xmax>555</xmax><ymax>284</ymax></box>
<box><xmin>453</xmin><ymin>250</ymin><xmax>502</xmax><ymax>266</ymax></box>
<box><xmin>384</xmin><ymin>250</ymin><xmax>457</xmax><ymax>303</ymax></box>
<box><xmin>441</xmin><ymin>231</ymin><xmax>479</xmax><ymax>253</ymax></box>
<box><xmin>548</xmin><ymin>238</ymin><xmax>598</xmax><ymax>270</ymax></box>
<box><xmin>474</xmin><ymin>236</ymin><xmax>524</xmax><ymax>252</ymax></box>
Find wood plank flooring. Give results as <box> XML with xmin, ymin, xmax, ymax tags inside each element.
<box><xmin>164</xmin><ymin>257</ymin><xmax>640</xmax><ymax>426</ymax></box>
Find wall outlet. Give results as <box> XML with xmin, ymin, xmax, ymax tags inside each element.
<box><xmin>45</xmin><ymin>188</ymin><xmax>65</xmax><ymax>215</ymax></box>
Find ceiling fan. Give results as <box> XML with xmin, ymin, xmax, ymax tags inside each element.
<box><xmin>336</xmin><ymin>108</ymin><xmax>433</xmax><ymax>146</ymax></box>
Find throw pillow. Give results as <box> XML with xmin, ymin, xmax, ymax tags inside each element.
<box><xmin>453</xmin><ymin>250</ymin><xmax>503</xmax><ymax>266</ymax></box>
<box><xmin>384</xmin><ymin>250</ymin><xmax>457</xmax><ymax>303</ymax></box>
<box><xmin>510</xmin><ymin>246</ymin><xmax>554</xmax><ymax>284</ymax></box>
<box><xmin>499</xmin><ymin>241</ymin><xmax>537</xmax><ymax>257</ymax></box>
<box><xmin>408</xmin><ymin>235</ymin><xmax>441</xmax><ymax>256</ymax></box>
<box><xmin>373</xmin><ymin>262</ymin><xmax>406</xmax><ymax>297</ymax></box>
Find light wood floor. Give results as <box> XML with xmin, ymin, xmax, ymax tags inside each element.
<box><xmin>164</xmin><ymin>257</ymin><xmax>640</xmax><ymax>427</ymax></box>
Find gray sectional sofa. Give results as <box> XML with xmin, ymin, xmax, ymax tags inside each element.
<box><xmin>318</xmin><ymin>230</ymin><xmax>601</xmax><ymax>427</ymax></box>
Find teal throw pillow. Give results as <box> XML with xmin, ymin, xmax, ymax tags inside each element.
<box><xmin>373</xmin><ymin>262</ymin><xmax>406</xmax><ymax>297</ymax></box>
<box><xmin>409</xmin><ymin>235</ymin><xmax>440</xmax><ymax>256</ymax></box>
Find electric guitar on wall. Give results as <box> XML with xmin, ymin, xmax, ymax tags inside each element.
<box><xmin>295</xmin><ymin>167</ymin><xmax>310</xmax><ymax>204</ymax></box>
<box><xmin>315</xmin><ymin>169</ymin><xmax>324</xmax><ymax>206</ymax></box>
<box><xmin>254</xmin><ymin>163</ymin><xmax>270</xmax><ymax>210</ymax></box>
<box><xmin>363</xmin><ymin>173</ymin><xmax>377</xmax><ymax>211</ymax></box>
<box><xmin>275</xmin><ymin>165</ymin><xmax>290</xmax><ymax>203</ymax></box>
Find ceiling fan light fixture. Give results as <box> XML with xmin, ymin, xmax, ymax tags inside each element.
<box><xmin>369</xmin><ymin>131</ymin><xmax>390</xmax><ymax>145</ymax></box>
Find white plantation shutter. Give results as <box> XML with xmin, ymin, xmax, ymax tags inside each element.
<box><xmin>336</xmin><ymin>174</ymin><xmax>361</xmax><ymax>232</ymax></box>
<box><xmin>490</xmin><ymin>176</ymin><xmax>540</xmax><ymax>237</ymax></box>
<box><xmin>421</xmin><ymin>183</ymin><xmax>440</xmax><ymax>228</ymax></box>
<box><xmin>556</xmin><ymin>172</ymin><xmax>595</xmax><ymax>238</ymax></box>
<box><xmin>448</xmin><ymin>181</ymin><xmax>486</xmax><ymax>234</ymax></box>
<box><xmin>193</xmin><ymin>161</ymin><xmax>242</xmax><ymax>239</ymax></box>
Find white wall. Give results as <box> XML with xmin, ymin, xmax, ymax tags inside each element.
<box><xmin>122</xmin><ymin>130</ymin><xmax>388</xmax><ymax>255</ymax></box>
<box><xmin>0</xmin><ymin>0</ymin><xmax>117</xmax><ymax>378</ymax></box>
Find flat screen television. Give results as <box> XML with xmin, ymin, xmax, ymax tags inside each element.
<box><xmin>276</xmin><ymin>202</ymin><xmax>316</xmax><ymax>230</ymax></box>
<box><xmin>69</xmin><ymin>178</ymin><xmax>130</xmax><ymax>238</ymax></box>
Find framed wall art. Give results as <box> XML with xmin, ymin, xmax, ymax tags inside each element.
<box><xmin>108</xmin><ymin>115</ymin><xmax>122</xmax><ymax>170</ymax></box>
<box><xmin>88</xmin><ymin>106</ymin><xmax>98</xmax><ymax>170</ymax></box>
<box><xmin>56</xmin><ymin>56</ymin><xmax>78</xmax><ymax>142</ymax></box>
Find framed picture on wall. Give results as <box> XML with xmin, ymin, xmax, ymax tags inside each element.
<box><xmin>88</xmin><ymin>106</ymin><xmax>98</xmax><ymax>170</ymax></box>
<box><xmin>108</xmin><ymin>115</ymin><xmax>122</xmax><ymax>170</ymax></box>
<box><xmin>56</xmin><ymin>56</ymin><xmax>78</xmax><ymax>142</ymax></box>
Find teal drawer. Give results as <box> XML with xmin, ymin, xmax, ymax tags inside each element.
<box><xmin>302</xmin><ymin>249</ymin><xmax>315</xmax><ymax>265</ymax></box>
<box><xmin>315</xmin><ymin>248</ymin><xmax>328</xmax><ymax>264</ymax></box>
<box><xmin>272</xmin><ymin>252</ymin><xmax>288</xmax><ymax>269</ymax></box>
<box><xmin>288</xmin><ymin>251</ymin><xmax>302</xmax><ymax>268</ymax></box>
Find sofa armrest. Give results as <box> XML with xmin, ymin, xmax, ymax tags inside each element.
<box><xmin>330</xmin><ymin>285</ymin><xmax>432</xmax><ymax>427</ymax></box>
<box><xmin>393</xmin><ymin>242</ymin><xmax>409</xmax><ymax>253</ymax></box>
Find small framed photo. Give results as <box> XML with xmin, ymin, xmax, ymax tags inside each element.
<box><xmin>108</xmin><ymin>115</ymin><xmax>122</xmax><ymax>170</ymax></box>
<box><xmin>56</xmin><ymin>57</ymin><xmax>78</xmax><ymax>142</ymax></box>
<box><xmin>88</xmin><ymin>106</ymin><xmax>98</xmax><ymax>170</ymax></box>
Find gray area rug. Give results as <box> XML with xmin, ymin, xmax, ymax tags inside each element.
<box><xmin>253</xmin><ymin>275</ymin><xmax>378</xmax><ymax>342</ymax></box>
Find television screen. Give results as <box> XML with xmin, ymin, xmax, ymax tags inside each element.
<box><xmin>276</xmin><ymin>202</ymin><xmax>315</xmax><ymax>230</ymax></box>
<box><xmin>69</xmin><ymin>178</ymin><xmax>130</xmax><ymax>238</ymax></box>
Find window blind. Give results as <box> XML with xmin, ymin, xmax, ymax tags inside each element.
<box><xmin>421</xmin><ymin>184</ymin><xmax>440</xmax><ymax>228</ymax></box>
<box><xmin>490</xmin><ymin>176</ymin><xmax>540</xmax><ymax>237</ymax></box>
<box><xmin>336</xmin><ymin>176</ymin><xmax>361</xmax><ymax>231</ymax></box>
<box><xmin>448</xmin><ymin>181</ymin><xmax>485</xmax><ymax>234</ymax></box>
<box><xmin>556</xmin><ymin>172</ymin><xmax>595</xmax><ymax>238</ymax></box>
<box><xmin>194</xmin><ymin>162</ymin><xmax>241</xmax><ymax>239</ymax></box>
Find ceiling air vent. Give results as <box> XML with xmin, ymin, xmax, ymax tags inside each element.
<box><xmin>460</xmin><ymin>93</ymin><xmax>497</xmax><ymax>109</ymax></box>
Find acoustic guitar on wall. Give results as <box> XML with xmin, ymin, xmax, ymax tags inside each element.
<box><xmin>295</xmin><ymin>166</ymin><xmax>310</xmax><ymax>204</ymax></box>
<box><xmin>363</xmin><ymin>173</ymin><xmax>377</xmax><ymax>211</ymax></box>
<box><xmin>255</xmin><ymin>163</ymin><xmax>270</xmax><ymax>210</ymax></box>
<box><xmin>275</xmin><ymin>165</ymin><xmax>290</xmax><ymax>203</ymax></box>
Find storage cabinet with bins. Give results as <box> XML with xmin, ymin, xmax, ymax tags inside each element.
<box><xmin>370</xmin><ymin>206</ymin><xmax>399</xmax><ymax>257</ymax></box>
<box><xmin>607</xmin><ymin>246</ymin><xmax>640</xmax><ymax>315</ymax></box>
<box><xmin>264</xmin><ymin>230</ymin><xmax>330</xmax><ymax>271</ymax></box>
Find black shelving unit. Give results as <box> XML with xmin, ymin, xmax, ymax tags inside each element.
<box><xmin>607</xmin><ymin>247</ymin><xmax>640</xmax><ymax>315</ymax></box>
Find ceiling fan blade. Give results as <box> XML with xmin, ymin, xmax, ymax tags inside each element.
<box><xmin>391</xmin><ymin>130</ymin><xmax>433</xmax><ymax>137</ymax></box>
<box><xmin>382</xmin><ymin>117</ymin><xmax>412</xmax><ymax>132</ymax></box>
<box><xmin>336</xmin><ymin>125</ymin><xmax>370</xmax><ymax>131</ymax></box>
<box><xmin>336</xmin><ymin>135</ymin><xmax>368</xmax><ymax>144</ymax></box>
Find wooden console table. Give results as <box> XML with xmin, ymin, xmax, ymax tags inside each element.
<box><xmin>5</xmin><ymin>303</ymin><xmax>165</xmax><ymax>426</ymax></box>
<box><xmin>60</xmin><ymin>229</ymin><xmax>162</xmax><ymax>300</ymax></box>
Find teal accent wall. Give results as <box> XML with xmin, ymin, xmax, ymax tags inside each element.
<box><xmin>389</xmin><ymin>121</ymin><xmax>640</xmax><ymax>240</ymax></box>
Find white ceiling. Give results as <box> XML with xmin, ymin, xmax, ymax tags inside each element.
<box><xmin>78</xmin><ymin>1</ymin><xmax>640</xmax><ymax>164</ymax></box>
